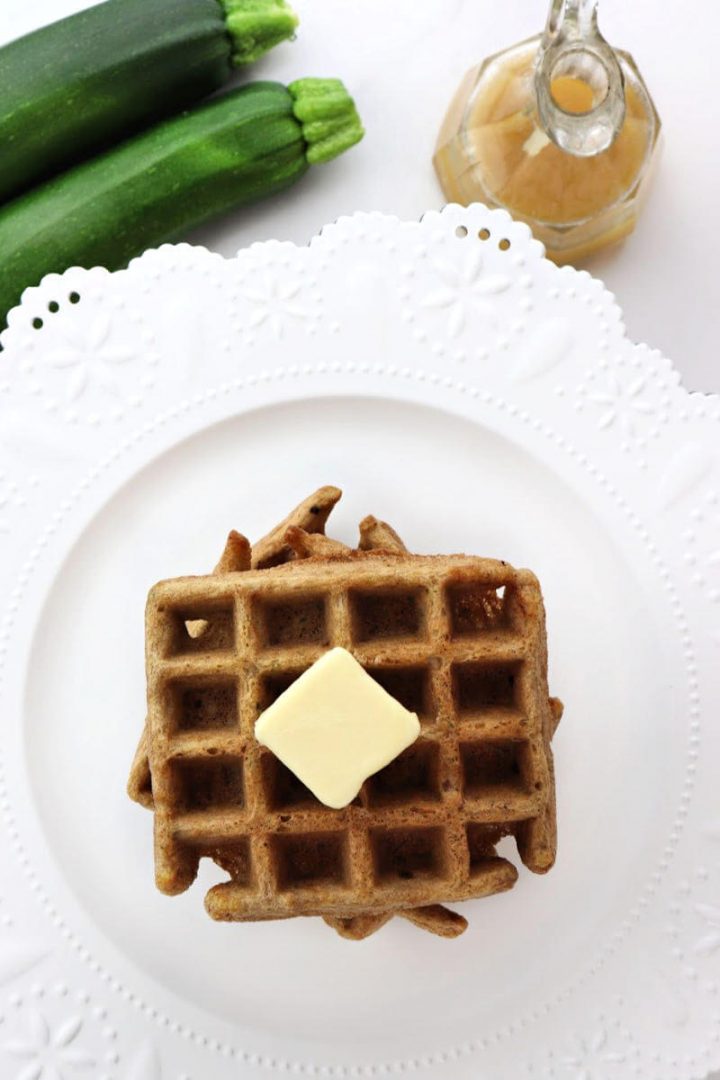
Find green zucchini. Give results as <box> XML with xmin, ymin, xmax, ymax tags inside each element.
<box><xmin>0</xmin><ymin>78</ymin><xmax>363</xmax><ymax>329</ymax></box>
<box><xmin>0</xmin><ymin>0</ymin><xmax>298</xmax><ymax>204</ymax></box>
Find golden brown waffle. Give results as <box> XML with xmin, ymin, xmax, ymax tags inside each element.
<box><xmin>325</xmin><ymin>904</ymin><xmax>468</xmax><ymax>940</ymax></box>
<box><xmin>127</xmin><ymin>530</ymin><xmax>251</xmax><ymax>812</ymax></box>
<box><xmin>128</xmin><ymin>502</ymin><xmax>475</xmax><ymax>938</ymax></box>
<box><xmin>139</xmin><ymin>494</ymin><xmax>561</xmax><ymax>931</ymax></box>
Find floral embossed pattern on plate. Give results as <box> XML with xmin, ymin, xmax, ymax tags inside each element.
<box><xmin>0</xmin><ymin>207</ymin><xmax>718</xmax><ymax>1080</ymax></box>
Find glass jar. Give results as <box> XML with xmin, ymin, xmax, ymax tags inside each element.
<box><xmin>433</xmin><ymin>0</ymin><xmax>661</xmax><ymax>264</ymax></box>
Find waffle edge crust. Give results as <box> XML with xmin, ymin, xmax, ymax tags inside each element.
<box><xmin>131</xmin><ymin>489</ymin><xmax>562</xmax><ymax>939</ymax></box>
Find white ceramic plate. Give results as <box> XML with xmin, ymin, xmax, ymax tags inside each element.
<box><xmin>0</xmin><ymin>206</ymin><xmax>718</xmax><ymax>1080</ymax></box>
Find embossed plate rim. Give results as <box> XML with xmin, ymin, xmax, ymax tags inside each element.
<box><xmin>0</xmin><ymin>205</ymin><xmax>717</xmax><ymax>1080</ymax></box>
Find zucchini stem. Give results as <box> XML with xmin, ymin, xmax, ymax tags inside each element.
<box><xmin>289</xmin><ymin>78</ymin><xmax>364</xmax><ymax>165</ymax></box>
<box><xmin>219</xmin><ymin>0</ymin><xmax>299</xmax><ymax>66</ymax></box>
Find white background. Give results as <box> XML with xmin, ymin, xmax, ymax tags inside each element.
<box><xmin>2</xmin><ymin>1</ymin><xmax>719</xmax><ymax>1075</ymax></box>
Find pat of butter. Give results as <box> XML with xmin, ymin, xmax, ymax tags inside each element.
<box><xmin>254</xmin><ymin>647</ymin><xmax>420</xmax><ymax>809</ymax></box>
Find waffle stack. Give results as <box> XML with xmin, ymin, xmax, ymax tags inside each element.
<box><xmin>129</xmin><ymin>487</ymin><xmax>562</xmax><ymax>939</ymax></box>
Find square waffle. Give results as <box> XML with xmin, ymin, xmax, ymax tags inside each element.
<box><xmin>138</xmin><ymin>492</ymin><xmax>562</xmax><ymax>933</ymax></box>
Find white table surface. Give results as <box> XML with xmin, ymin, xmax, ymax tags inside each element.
<box><xmin>2</xmin><ymin>1</ymin><xmax>719</xmax><ymax>1076</ymax></box>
